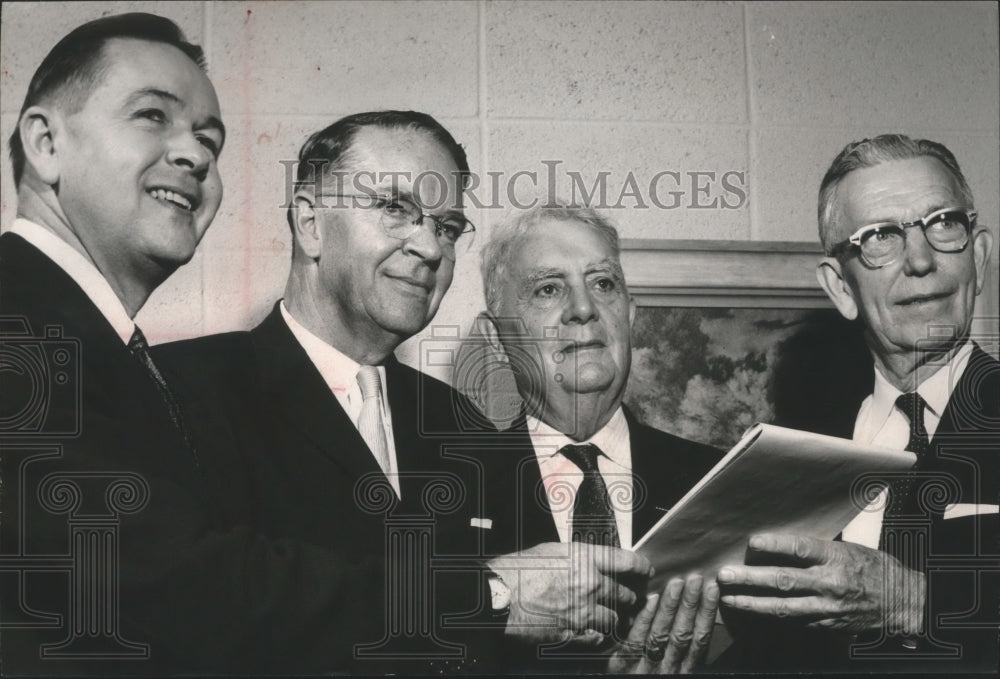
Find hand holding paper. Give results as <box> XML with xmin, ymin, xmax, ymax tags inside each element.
<box><xmin>487</xmin><ymin>542</ymin><xmax>653</xmax><ymax>645</ymax></box>
<box><xmin>718</xmin><ymin>533</ymin><xmax>926</xmax><ymax>634</ymax></box>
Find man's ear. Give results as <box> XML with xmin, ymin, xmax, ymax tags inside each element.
<box><xmin>474</xmin><ymin>311</ymin><xmax>507</xmax><ymax>362</ymax></box>
<box><xmin>817</xmin><ymin>257</ymin><xmax>859</xmax><ymax>321</ymax></box>
<box><xmin>628</xmin><ymin>295</ymin><xmax>636</xmax><ymax>329</ymax></box>
<box><xmin>291</xmin><ymin>190</ymin><xmax>322</xmax><ymax>260</ymax></box>
<box><xmin>971</xmin><ymin>227</ymin><xmax>994</xmax><ymax>296</ymax></box>
<box><xmin>19</xmin><ymin>106</ymin><xmax>61</xmax><ymax>185</ymax></box>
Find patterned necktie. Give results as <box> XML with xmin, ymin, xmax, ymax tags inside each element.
<box><xmin>127</xmin><ymin>326</ymin><xmax>195</xmax><ymax>457</ymax></box>
<box><xmin>356</xmin><ymin>366</ymin><xmax>394</xmax><ymax>489</ymax></box>
<box><xmin>880</xmin><ymin>392</ymin><xmax>932</xmax><ymax>551</ymax></box>
<box><xmin>560</xmin><ymin>443</ymin><xmax>621</xmax><ymax>548</ymax></box>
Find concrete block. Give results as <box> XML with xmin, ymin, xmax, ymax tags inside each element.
<box><xmin>138</xmin><ymin>249</ymin><xmax>206</xmax><ymax>345</ymax></box>
<box><xmin>210</xmin><ymin>1</ymin><xmax>478</xmax><ymax>116</ymax></box>
<box><xmin>488</xmin><ymin>122</ymin><xmax>750</xmax><ymax>240</ymax></box>
<box><xmin>1</xmin><ymin>112</ymin><xmax>17</xmax><ymax>230</ymax></box>
<box><xmin>202</xmin><ymin>246</ymin><xmax>289</xmax><ymax>335</ymax></box>
<box><xmin>749</xmin><ymin>1</ymin><xmax>1000</xmax><ymax>129</ymax></box>
<box><xmin>753</xmin><ymin>127</ymin><xmax>859</xmax><ymax>242</ymax></box>
<box><xmin>1</xmin><ymin>1</ymin><xmax>205</xmax><ymax>114</ymax></box>
<box><xmin>487</xmin><ymin>0</ymin><xmax>746</xmax><ymax>122</ymax></box>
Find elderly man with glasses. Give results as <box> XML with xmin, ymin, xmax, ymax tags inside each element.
<box><xmin>716</xmin><ymin>135</ymin><xmax>998</xmax><ymax>673</ymax></box>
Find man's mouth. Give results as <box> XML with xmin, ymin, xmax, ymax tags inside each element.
<box><xmin>386</xmin><ymin>273</ymin><xmax>432</xmax><ymax>293</ymax></box>
<box><xmin>561</xmin><ymin>340</ymin><xmax>606</xmax><ymax>353</ymax></box>
<box><xmin>148</xmin><ymin>188</ymin><xmax>196</xmax><ymax>212</ymax></box>
<box><xmin>897</xmin><ymin>292</ymin><xmax>951</xmax><ymax>306</ymax></box>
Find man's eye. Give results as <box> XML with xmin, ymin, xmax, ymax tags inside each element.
<box><xmin>197</xmin><ymin>135</ymin><xmax>220</xmax><ymax>158</ymax></box>
<box><xmin>379</xmin><ymin>200</ymin><xmax>408</xmax><ymax>217</ymax></box>
<box><xmin>536</xmin><ymin>284</ymin><xmax>559</xmax><ymax>297</ymax></box>
<box><xmin>594</xmin><ymin>277</ymin><xmax>616</xmax><ymax>292</ymax></box>
<box><xmin>136</xmin><ymin>108</ymin><xmax>167</xmax><ymax>124</ymax></box>
<box><xmin>436</xmin><ymin>221</ymin><xmax>464</xmax><ymax>243</ymax></box>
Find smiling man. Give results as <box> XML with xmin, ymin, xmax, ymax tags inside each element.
<box><xmin>153</xmin><ymin>113</ymin><xmax>656</xmax><ymax>674</ymax></box>
<box><xmin>717</xmin><ymin>135</ymin><xmax>998</xmax><ymax>673</ymax></box>
<box><xmin>0</xmin><ymin>13</ymin><xmax>226</xmax><ymax>675</ymax></box>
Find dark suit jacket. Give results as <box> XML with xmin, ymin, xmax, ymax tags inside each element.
<box><xmin>0</xmin><ymin>232</ymin><xmax>225</xmax><ymax>675</ymax></box>
<box><xmin>153</xmin><ymin>305</ymin><xmax>502</xmax><ymax>674</ymax></box>
<box><xmin>722</xmin><ymin>342</ymin><xmax>999</xmax><ymax>674</ymax></box>
<box><xmin>474</xmin><ymin>406</ymin><xmax>722</xmax><ymax>672</ymax></box>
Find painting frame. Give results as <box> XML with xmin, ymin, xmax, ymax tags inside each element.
<box><xmin>620</xmin><ymin>238</ymin><xmax>831</xmax><ymax>309</ymax></box>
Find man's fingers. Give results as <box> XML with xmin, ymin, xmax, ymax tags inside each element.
<box><xmin>583</xmin><ymin>573</ymin><xmax>640</xmax><ymax>612</ymax></box>
<box><xmin>660</xmin><ymin>574</ymin><xmax>703</xmax><ymax>672</ymax></box>
<box><xmin>747</xmin><ymin>533</ymin><xmax>829</xmax><ymax>564</ymax></box>
<box><xmin>720</xmin><ymin>593</ymin><xmax>837</xmax><ymax>619</ymax></box>
<box><xmin>625</xmin><ymin>593</ymin><xmax>660</xmax><ymax>644</ymax></box>
<box><xmin>717</xmin><ymin>565</ymin><xmax>817</xmax><ymax>593</ymax></box>
<box><xmin>648</xmin><ymin>577</ymin><xmax>684</xmax><ymax>640</ymax></box>
<box><xmin>587</xmin><ymin>544</ymin><xmax>653</xmax><ymax>578</ymax></box>
<box><xmin>679</xmin><ymin>581</ymin><xmax>720</xmax><ymax>674</ymax></box>
<box><xmin>569</xmin><ymin>604</ymin><xmax>618</xmax><ymax>634</ymax></box>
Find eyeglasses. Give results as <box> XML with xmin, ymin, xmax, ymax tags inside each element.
<box><xmin>830</xmin><ymin>206</ymin><xmax>976</xmax><ymax>268</ymax></box>
<box><xmin>314</xmin><ymin>192</ymin><xmax>475</xmax><ymax>260</ymax></box>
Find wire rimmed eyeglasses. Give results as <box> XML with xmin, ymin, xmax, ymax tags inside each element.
<box><xmin>313</xmin><ymin>192</ymin><xmax>474</xmax><ymax>260</ymax></box>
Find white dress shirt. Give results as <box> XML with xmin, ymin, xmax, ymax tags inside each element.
<box><xmin>842</xmin><ymin>342</ymin><xmax>974</xmax><ymax>548</ymax></box>
<box><xmin>8</xmin><ymin>218</ymin><xmax>135</xmax><ymax>344</ymax></box>
<box><xmin>280</xmin><ymin>302</ymin><xmax>400</xmax><ymax>496</ymax></box>
<box><xmin>526</xmin><ymin>407</ymin><xmax>634</xmax><ymax>549</ymax></box>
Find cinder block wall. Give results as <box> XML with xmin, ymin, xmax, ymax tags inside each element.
<box><xmin>3</xmin><ymin>1</ymin><xmax>998</xmax><ymax>382</ymax></box>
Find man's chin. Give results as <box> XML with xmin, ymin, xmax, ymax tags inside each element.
<box><xmin>560</xmin><ymin>371</ymin><xmax>616</xmax><ymax>395</ymax></box>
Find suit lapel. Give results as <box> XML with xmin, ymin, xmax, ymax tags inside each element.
<box><xmin>250</xmin><ymin>307</ymin><xmax>384</xmax><ymax>483</ymax></box>
<box><xmin>624</xmin><ymin>408</ymin><xmax>663</xmax><ymax>542</ymax></box>
<box><xmin>508</xmin><ymin>412</ymin><xmax>560</xmax><ymax>549</ymax></box>
<box><xmin>1</xmin><ymin>233</ymin><xmax>182</xmax><ymax>437</ymax></box>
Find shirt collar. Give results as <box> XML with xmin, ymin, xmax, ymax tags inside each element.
<box><xmin>9</xmin><ymin>218</ymin><xmax>135</xmax><ymax>344</ymax></box>
<box><xmin>279</xmin><ymin>301</ymin><xmax>386</xmax><ymax>398</ymax></box>
<box><xmin>526</xmin><ymin>407</ymin><xmax>632</xmax><ymax>471</ymax></box>
<box><xmin>868</xmin><ymin>341</ymin><xmax>974</xmax><ymax>428</ymax></box>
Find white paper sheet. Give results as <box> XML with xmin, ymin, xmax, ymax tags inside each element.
<box><xmin>634</xmin><ymin>423</ymin><xmax>916</xmax><ymax>588</ymax></box>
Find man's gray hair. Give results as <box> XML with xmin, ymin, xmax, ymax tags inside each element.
<box><xmin>817</xmin><ymin>134</ymin><xmax>975</xmax><ymax>254</ymax></box>
<box><xmin>480</xmin><ymin>201</ymin><xmax>621</xmax><ymax>315</ymax></box>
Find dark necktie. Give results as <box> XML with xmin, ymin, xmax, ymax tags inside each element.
<box><xmin>880</xmin><ymin>392</ymin><xmax>932</xmax><ymax>551</ymax></box>
<box><xmin>128</xmin><ymin>327</ymin><xmax>195</xmax><ymax>458</ymax></box>
<box><xmin>559</xmin><ymin>443</ymin><xmax>621</xmax><ymax>548</ymax></box>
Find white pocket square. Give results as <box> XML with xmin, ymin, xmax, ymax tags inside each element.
<box><xmin>942</xmin><ymin>503</ymin><xmax>999</xmax><ymax>520</ymax></box>
<box><xmin>470</xmin><ymin>517</ymin><xmax>493</xmax><ymax>529</ymax></box>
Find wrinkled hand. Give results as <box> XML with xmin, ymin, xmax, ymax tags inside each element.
<box><xmin>608</xmin><ymin>573</ymin><xmax>720</xmax><ymax>674</ymax></box>
<box><xmin>487</xmin><ymin>542</ymin><xmax>653</xmax><ymax>646</ymax></box>
<box><xmin>717</xmin><ymin>533</ymin><xmax>925</xmax><ymax>634</ymax></box>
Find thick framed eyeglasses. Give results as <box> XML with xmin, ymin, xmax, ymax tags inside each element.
<box><xmin>313</xmin><ymin>192</ymin><xmax>475</xmax><ymax>260</ymax></box>
<box><xmin>829</xmin><ymin>206</ymin><xmax>976</xmax><ymax>269</ymax></box>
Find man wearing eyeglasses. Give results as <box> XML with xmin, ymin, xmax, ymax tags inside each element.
<box><xmin>716</xmin><ymin>135</ymin><xmax>998</xmax><ymax>673</ymax></box>
<box><xmin>154</xmin><ymin>111</ymin><xmax>655</xmax><ymax>674</ymax></box>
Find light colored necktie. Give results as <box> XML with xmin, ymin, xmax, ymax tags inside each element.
<box><xmin>356</xmin><ymin>366</ymin><xmax>393</xmax><ymax>485</ymax></box>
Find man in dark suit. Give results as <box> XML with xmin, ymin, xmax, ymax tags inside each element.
<box><xmin>153</xmin><ymin>112</ymin><xmax>657</xmax><ymax>674</ymax></box>
<box><xmin>717</xmin><ymin>134</ymin><xmax>998</xmax><ymax>673</ymax></box>
<box><xmin>0</xmin><ymin>13</ymin><xmax>239</xmax><ymax>675</ymax></box>
<box><xmin>474</xmin><ymin>202</ymin><xmax>724</xmax><ymax>673</ymax></box>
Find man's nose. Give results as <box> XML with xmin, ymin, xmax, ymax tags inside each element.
<box><xmin>901</xmin><ymin>227</ymin><xmax>938</xmax><ymax>276</ymax></box>
<box><xmin>561</xmin><ymin>285</ymin><xmax>598</xmax><ymax>324</ymax></box>
<box><xmin>401</xmin><ymin>216</ymin><xmax>444</xmax><ymax>264</ymax></box>
<box><xmin>166</xmin><ymin>131</ymin><xmax>212</xmax><ymax>180</ymax></box>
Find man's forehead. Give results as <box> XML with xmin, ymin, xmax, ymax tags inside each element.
<box><xmin>337</xmin><ymin>126</ymin><xmax>461</xmax><ymax>203</ymax></box>
<box><xmin>833</xmin><ymin>157</ymin><xmax>964</xmax><ymax>228</ymax></box>
<box><xmin>87</xmin><ymin>38</ymin><xmax>217</xmax><ymax>103</ymax></box>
